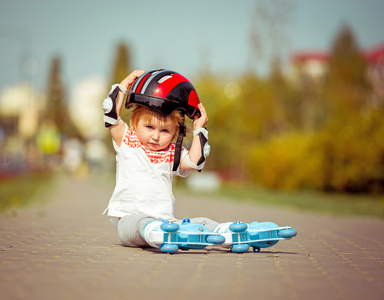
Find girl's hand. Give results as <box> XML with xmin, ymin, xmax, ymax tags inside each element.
<box><xmin>180</xmin><ymin>103</ymin><xmax>209</xmax><ymax>170</ymax></box>
<box><xmin>193</xmin><ymin>103</ymin><xmax>208</xmax><ymax>130</ymax></box>
<box><xmin>109</xmin><ymin>70</ymin><xmax>145</xmax><ymax>148</ymax></box>
<box><xmin>120</xmin><ymin>70</ymin><xmax>145</xmax><ymax>89</ymax></box>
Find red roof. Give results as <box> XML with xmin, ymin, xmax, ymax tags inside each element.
<box><xmin>363</xmin><ymin>42</ymin><xmax>384</xmax><ymax>63</ymax></box>
<box><xmin>291</xmin><ymin>41</ymin><xmax>384</xmax><ymax>65</ymax></box>
<box><xmin>291</xmin><ymin>52</ymin><xmax>329</xmax><ymax>64</ymax></box>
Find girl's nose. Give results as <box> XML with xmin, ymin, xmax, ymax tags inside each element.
<box><xmin>152</xmin><ymin>131</ymin><xmax>160</xmax><ymax>140</ymax></box>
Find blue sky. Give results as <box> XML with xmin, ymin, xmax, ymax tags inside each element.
<box><xmin>1</xmin><ymin>0</ymin><xmax>383</xmax><ymax>94</ymax></box>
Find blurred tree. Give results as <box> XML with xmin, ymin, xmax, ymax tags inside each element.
<box><xmin>239</xmin><ymin>72</ymin><xmax>276</xmax><ymax>140</ymax></box>
<box><xmin>249</xmin><ymin>0</ymin><xmax>294</xmax><ymax>74</ymax></box>
<box><xmin>109</xmin><ymin>43</ymin><xmax>131</xmax><ymax>119</ymax></box>
<box><xmin>44</xmin><ymin>56</ymin><xmax>80</xmax><ymax>140</ymax></box>
<box><xmin>101</xmin><ymin>42</ymin><xmax>132</xmax><ymax>156</ymax></box>
<box><xmin>324</xmin><ymin>25</ymin><xmax>370</xmax><ymax>120</ymax></box>
<box><xmin>194</xmin><ymin>22</ymin><xmax>383</xmax><ymax>193</ymax></box>
<box><xmin>239</xmin><ymin>24</ymin><xmax>383</xmax><ymax>193</ymax></box>
<box><xmin>318</xmin><ymin>25</ymin><xmax>382</xmax><ymax>192</ymax></box>
<box><xmin>268</xmin><ymin>57</ymin><xmax>293</xmax><ymax>133</ymax></box>
<box><xmin>327</xmin><ymin>25</ymin><xmax>369</xmax><ymax>89</ymax></box>
<box><xmin>110</xmin><ymin>43</ymin><xmax>131</xmax><ymax>85</ymax></box>
<box><xmin>193</xmin><ymin>72</ymin><xmax>231</xmax><ymax>170</ymax></box>
<box><xmin>295</xmin><ymin>75</ymin><xmax>325</xmax><ymax>132</ymax></box>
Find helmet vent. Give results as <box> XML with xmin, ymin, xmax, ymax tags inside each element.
<box><xmin>158</xmin><ymin>75</ymin><xmax>172</xmax><ymax>83</ymax></box>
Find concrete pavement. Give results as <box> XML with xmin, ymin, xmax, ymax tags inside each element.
<box><xmin>1</xmin><ymin>176</ymin><xmax>383</xmax><ymax>300</ymax></box>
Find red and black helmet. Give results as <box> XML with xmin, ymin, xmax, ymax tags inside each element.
<box><xmin>125</xmin><ymin>69</ymin><xmax>200</xmax><ymax>119</ymax></box>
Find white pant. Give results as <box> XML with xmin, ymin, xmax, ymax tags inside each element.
<box><xmin>114</xmin><ymin>214</ymin><xmax>219</xmax><ymax>248</ymax></box>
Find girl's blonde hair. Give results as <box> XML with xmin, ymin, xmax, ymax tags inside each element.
<box><xmin>129</xmin><ymin>105</ymin><xmax>185</xmax><ymax>141</ymax></box>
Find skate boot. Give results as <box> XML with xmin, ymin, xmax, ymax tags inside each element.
<box><xmin>143</xmin><ymin>218</ymin><xmax>225</xmax><ymax>253</ymax></box>
<box><xmin>214</xmin><ymin>221</ymin><xmax>297</xmax><ymax>253</ymax></box>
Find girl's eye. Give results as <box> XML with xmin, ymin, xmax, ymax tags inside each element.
<box><xmin>161</xmin><ymin>129</ymin><xmax>169</xmax><ymax>133</ymax></box>
<box><xmin>146</xmin><ymin>125</ymin><xmax>153</xmax><ymax>129</ymax></box>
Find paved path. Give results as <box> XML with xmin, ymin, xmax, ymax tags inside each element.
<box><xmin>1</xmin><ymin>176</ymin><xmax>383</xmax><ymax>300</ymax></box>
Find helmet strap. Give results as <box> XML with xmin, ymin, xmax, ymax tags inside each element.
<box><xmin>172</xmin><ymin>117</ymin><xmax>186</xmax><ymax>172</ymax></box>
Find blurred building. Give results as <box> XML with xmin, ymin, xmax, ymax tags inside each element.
<box><xmin>0</xmin><ymin>74</ymin><xmax>110</xmax><ymax>177</ymax></box>
<box><xmin>365</xmin><ymin>42</ymin><xmax>384</xmax><ymax>98</ymax></box>
<box><xmin>0</xmin><ymin>83</ymin><xmax>45</xmax><ymax>176</ymax></box>
<box><xmin>289</xmin><ymin>41</ymin><xmax>384</xmax><ymax>94</ymax></box>
<box><xmin>290</xmin><ymin>51</ymin><xmax>329</xmax><ymax>82</ymax></box>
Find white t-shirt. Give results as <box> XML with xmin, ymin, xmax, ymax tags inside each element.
<box><xmin>104</xmin><ymin>124</ymin><xmax>190</xmax><ymax>221</ymax></box>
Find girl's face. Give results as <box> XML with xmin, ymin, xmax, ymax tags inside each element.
<box><xmin>135</xmin><ymin>117</ymin><xmax>177</xmax><ymax>151</ymax></box>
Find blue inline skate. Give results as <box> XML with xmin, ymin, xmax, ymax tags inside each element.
<box><xmin>143</xmin><ymin>218</ymin><xmax>225</xmax><ymax>253</ymax></box>
<box><xmin>214</xmin><ymin>221</ymin><xmax>297</xmax><ymax>253</ymax></box>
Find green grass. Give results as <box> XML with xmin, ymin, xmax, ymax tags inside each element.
<box><xmin>176</xmin><ymin>183</ymin><xmax>384</xmax><ymax>219</ymax></box>
<box><xmin>0</xmin><ymin>172</ymin><xmax>57</xmax><ymax>215</ymax></box>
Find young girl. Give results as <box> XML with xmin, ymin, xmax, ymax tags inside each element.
<box><xmin>102</xmin><ymin>69</ymin><xmax>219</xmax><ymax>248</ymax></box>
<box><xmin>102</xmin><ymin>69</ymin><xmax>297</xmax><ymax>252</ymax></box>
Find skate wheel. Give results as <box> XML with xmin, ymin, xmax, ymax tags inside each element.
<box><xmin>231</xmin><ymin>244</ymin><xmax>249</xmax><ymax>253</ymax></box>
<box><xmin>229</xmin><ymin>222</ymin><xmax>248</xmax><ymax>233</ymax></box>
<box><xmin>253</xmin><ymin>247</ymin><xmax>261</xmax><ymax>253</ymax></box>
<box><xmin>160</xmin><ymin>244</ymin><xmax>179</xmax><ymax>253</ymax></box>
<box><xmin>278</xmin><ymin>228</ymin><xmax>297</xmax><ymax>238</ymax></box>
<box><xmin>161</xmin><ymin>223</ymin><xmax>179</xmax><ymax>232</ymax></box>
<box><xmin>206</xmin><ymin>235</ymin><xmax>225</xmax><ymax>244</ymax></box>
